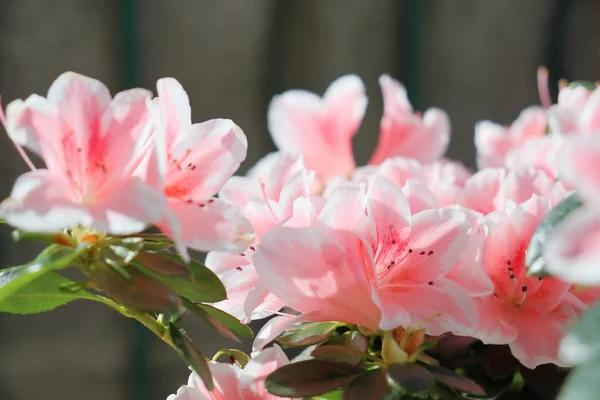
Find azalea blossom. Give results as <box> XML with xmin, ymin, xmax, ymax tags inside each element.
<box><xmin>548</xmin><ymin>84</ymin><xmax>600</xmax><ymax>135</ymax></box>
<box><xmin>472</xmin><ymin>195</ymin><xmax>583</xmax><ymax>369</ymax></box>
<box><xmin>207</xmin><ymin>152</ymin><xmax>321</xmax><ymax>322</ymax></box>
<box><xmin>544</xmin><ymin>136</ymin><xmax>600</xmax><ymax>285</ymax></box>
<box><xmin>267</xmin><ymin>74</ymin><xmax>449</xmax><ymax>180</ymax></box>
<box><xmin>151</xmin><ymin>78</ymin><xmax>253</xmax><ymax>256</ymax></box>
<box><xmin>0</xmin><ymin>71</ymin><xmax>165</xmax><ymax>234</ymax></box>
<box><xmin>461</xmin><ymin>167</ymin><xmax>569</xmax><ymax>215</ymax></box>
<box><xmin>167</xmin><ymin>346</ymin><xmax>290</xmax><ymax>400</ymax></box>
<box><xmin>474</xmin><ymin>106</ymin><xmax>547</xmax><ymax>170</ymax></box>
<box><xmin>253</xmin><ymin>176</ymin><xmax>478</xmax><ymax>337</ymax></box>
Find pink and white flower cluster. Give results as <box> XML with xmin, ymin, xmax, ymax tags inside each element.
<box><xmin>208</xmin><ymin>73</ymin><xmax>598</xmax><ymax>371</ymax></box>
<box><xmin>0</xmin><ymin>72</ymin><xmax>252</xmax><ymax>259</ymax></box>
<box><xmin>3</xmin><ymin>71</ymin><xmax>600</xmax><ymax>396</ymax></box>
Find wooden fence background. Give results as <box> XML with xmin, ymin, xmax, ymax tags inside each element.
<box><xmin>0</xmin><ymin>1</ymin><xmax>599</xmax><ymax>399</ymax></box>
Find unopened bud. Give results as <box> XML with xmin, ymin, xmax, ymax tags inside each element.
<box><xmin>382</xmin><ymin>331</ymin><xmax>409</xmax><ymax>365</ymax></box>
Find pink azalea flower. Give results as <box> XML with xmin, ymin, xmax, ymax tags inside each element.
<box><xmin>206</xmin><ymin>158</ymin><xmax>320</xmax><ymax>322</ymax></box>
<box><xmin>462</xmin><ymin>167</ymin><xmax>569</xmax><ymax>215</ymax></box>
<box><xmin>253</xmin><ymin>176</ymin><xmax>478</xmax><ymax>336</ymax></box>
<box><xmin>548</xmin><ymin>85</ymin><xmax>600</xmax><ymax>135</ymax></box>
<box><xmin>167</xmin><ymin>346</ymin><xmax>290</xmax><ymax>400</ymax></box>
<box><xmin>369</xmin><ymin>75</ymin><xmax>450</xmax><ymax>165</ymax></box>
<box><xmin>0</xmin><ymin>72</ymin><xmax>165</xmax><ymax>234</ymax></box>
<box><xmin>151</xmin><ymin>78</ymin><xmax>252</xmax><ymax>255</ymax></box>
<box><xmin>472</xmin><ymin>195</ymin><xmax>583</xmax><ymax>369</ymax></box>
<box><xmin>267</xmin><ymin>75</ymin><xmax>367</xmax><ymax>179</ymax></box>
<box><xmin>267</xmin><ymin>74</ymin><xmax>449</xmax><ymax>180</ymax></box>
<box><xmin>503</xmin><ymin>134</ymin><xmax>564</xmax><ymax>179</ymax></box>
<box><xmin>474</xmin><ymin>106</ymin><xmax>547</xmax><ymax>170</ymax></box>
<box><xmin>544</xmin><ymin>137</ymin><xmax>600</xmax><ymax>286</ymax></box>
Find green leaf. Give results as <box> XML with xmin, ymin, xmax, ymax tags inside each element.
<box><xmin>311</xmin><ymin>390</ymin><xmax>343</xmax><ymax>400</ymax></box>
<box><xmin>265</xmin><ymin>359</ymin><xmax>364</xmax><ymax>397</ymax></box>
<box><xmin>169</xmin><ymin>324</ymin><xmax>213</xmax><ymax>391</ymax></box>
<box><xmin>386</xmin><ymin>363</ymin><xmax>434</xmax><ymax>393</ymax></box>
<box><xmin>90</xmin><ymin>265</ymin><xmax>180</xmax><ymax>313</ymax></box>
<box><xmin>311</xmin><ymin>345</ymin><xmax>370</xmax><ymax>362</ymax></box>
<box><xmin>343</xmin><ymin>368</ymin><xmax>391</xmax><ymax>400</ymax></box>
<box><xmin>526</xmin><ymin>193</ymin><xmax>583</xmax><ymax>276</ymax></box>
<box><xmin>0</xmin><ymin>272</ymin><xmax>97</xmax><ymax>314</ymax></box>
<box><xmin>212</xmin><ymin>348</ymin><xmax>251</xmax><ymax>368</ymax></box>
<box><xmin>0</xmin><ymin>244</ymin><xmax>84</xmax><ymax>303</ymax></box>
<box><xmin>559</xmin><ymin>300</ymin><xmax>600</xmax><ymax>365</ymax></box>
<box><xmin>135</xmin><ymin>252</ymin><xmax>226</xmax><ymax>303</ymax></box>
<box><xmin>424</xmin><ymin>365</ymin><xmax>485</xmax><ymax>396</ymax></box>
<box><xmin>568</xmin><ymin>80</ymin><xmax>597</xmax><ymax>91</ymax></box>
<box><xmin>182</xmin><ymin>299</ymin><xmax>252</xmax><ymax>342</ymax></box>
<box><xmin>558</xmin><ymin>356</ymin><xmax>600</xmax><ymax>400</ymax></box>
<box><xmin>278</xmin><ymin>322</ymin><xmax>341</xmax><ymax>347</ymax></box>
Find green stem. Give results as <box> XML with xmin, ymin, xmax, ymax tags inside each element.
<box><xmin>93</xmin><ymin>296</ymin><xmax>180</xmax><ymax>353</ymax></box>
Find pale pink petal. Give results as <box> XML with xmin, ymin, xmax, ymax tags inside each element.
<box><xmin>317</xmin><ymin>185</ymin><xmax>366</xmax><ymax>231</ymax></box>
<box><xmin>401</xmin><ymin>180</ymin><xmax>439</xmax><ymax>214</ymax></box>
<box><xmin>253</xmin><ymin>315</ymin><xmax>302</xmax><ymax>351</ymax></box>
<box><xmin>243</xmin><ymin>198</ymin><xmax>282</xmax><ymax>239</ymax></box>
<box><xmin>267</xmin><ymin>75</ymin><xmax>366</xmax><ymax>178</ymax></box>
<box><xmin>244</xmin><ymin>282</ymin><xmax>286</xmax><ymax>321</ymax></box>
<box><xmin>462</xmin><ymin>168</ymin><xmax>505</xmax><ymax>214</ymax></box>
<box><xmin>374</xmin><ymin>156</ymin><xmax>425</xmax><ymax>188</ymax></box>
<box><xmin>379</xmin><ymin>279</ymin><xmax>477</xmax><ymax>336</ymax></box>
<box><xmin>159</xmin><ymin>198</ymin><xmax>253</xmax><ymax>254</ymax></box>
<box><xmin>187</xmin><ymin>362</ymin><xmax>242</xmax><ymax>399</ymax></box>
<box><xmin>366</xmin><ymin>175</ymin><xmax>411</xmax><ymax>232</ymax></box>
<box><xmin>0</xmin><ymin>170</ymin><xmax>87</xmax><ymax>232</ymax></box>
<box><xmin>504</xmin><ymin>135</ymin><xmax>563</xmax><ymax>179</ymax></box>
<box><xmin>253</xmin><ymin>226</ymin><xmax>381</xmax><ymax>330</ymax></box>
<box><xmin>445</xmin><ymin>211</ymin><xmax>494</xmax><ymax>297</ymax></box>
<box><xmin>508</xmin><ymin>311</ymin><xmax>571</xmax><ymax>369</ymax></box>
<box><xmin>100</xmin><ymin>88</ymin><xmax>153</xmax><ymax>176</ymax></box>
<box><xmin>382</xmin><ymin>208</ymin><xmax>470</xmax><ymax>285</ymax></box>
<box><xmin>88</xmin><ymin>177</ymin><xmax>165</xmax><ymax>234</ymax></box>
<box><xmin>219</xmin><ymin>151</ymin><xmax>303</xmax><ymax>207</ymax></box>
<box><xmin>579</xmin><ymin>88</ymin><xmax>600</xmax><ymax>132</ymax></box>
<box><xmin>472</xmin><ymin>297</ymin><xmax>518</xmax><ymax>344</ymax></box>
<box><xmin>166</xmin><ymin>119</ymin><xmax>248</xmax><ymax>200</ymax></box>
<box><xmin>157</xmin><ymin>77</ymin><xmax>192</xmax><ymax>150</ymax></box>
<box><xmin>211</xmin><ymin>265</ymin><xmax>259</xmax><ymax>322</ymax></box>
<box><xmin>557</xmin><ymin>136</ymin><xmax>600</xmax><ymax>203</ymax></box>
<box><xmin>238</xmin><ymin>346</ymin><xmax>289</xmax><ymax>400</ymax></box>
<box><xmin>545</xmin><ymin>207</ymin><xmax>600</xmax><ymax>286</ymax></box>
<box><xmin>371</xmin><ymin>75</ymin><xmax>449</xmax><ymax>164</ymax></box>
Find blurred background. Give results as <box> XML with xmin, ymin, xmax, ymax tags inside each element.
<box><xmin>0</xmin><ymin>1</ymin><xmax>599</xmax><ymax>399</ymax></box>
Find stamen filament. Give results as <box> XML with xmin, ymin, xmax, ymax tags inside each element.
<box><xmin>0</xmin><ymin>97</ymin><xmax>37</xmax><ymax>171</ymax></box>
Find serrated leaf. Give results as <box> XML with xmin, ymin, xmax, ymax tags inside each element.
<box><xmin>527</xmin><ymin>194</ymin><xmax>583</xmax><ymax>276</ymax></box>
<box><xmin>90</xmin><ymin>265</ymin><xmax>179</xmax><ymax>312</ymax></box>
<box><xmin>265</xmin><ymin>359</ymin><xmax>364</xmax><ymax>397</ymax></box>
<box><xmin>182</xmin><ymin>299</ymin><xmax>252</xmax><ymax>342</ymax></box>
<box><xmin>343</xmin><ymin>368</ymin><xmax>391</xmax><ymax>400</ymax></box>
<box><xmin>424</xmin><ymin>364</ymin><xmax>485</xmax><ymax>395</ymax></box>
<box><xmin>387</xmin><ymin>363</ymin><xmax>434</xmax><ymax>393</ymax></box>
<box><xmin>169</xmin><ymin>324</ymin><xmax>213</xmax><ymax>390</ymax></box>
<box><xmin>0</xmin><ymin>272</ymin><xmax>97</xmax><ymax>314</ymax></box>
<box><xmin>212</xmin><ymin>348</ymin><xmax>251</xmax><ymax>368</ymax></box>
<box><xmin>0</xmin><ymin>244</ymin><xmax>85</xmax><ymax>303</ymax></box>
<box><xmin>278</xmin><ymin>322</ymin><xmax>341</xmax><ymax>347</ymax></box>
<box><xmin>135</xmin><ymin>252</ymin><xmax>226</xmax><ymax>303</ymax></box>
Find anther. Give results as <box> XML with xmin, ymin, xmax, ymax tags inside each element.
<box><xmin>428</xmin><ymin>250</ymin><xmax>434</xmax><ymax>256</ymax></box>
<box><xmin>521</xmin><ymin>285</ymin><xmax>527</xmax><ymax>293</ymax></box>
<box><xmin>408</xmin><ymin>249</ymin><xmax>413</xmax><ymax>253</ymax></box>
<box><xmin>419</xmin><ymin>251</ymin><xmax>426</xmax><ymax>255</ymax></box>
<box><xmin>249</xmin><ymin>246</ymin><xmax>256</xmax><ymax>251</ymax></box>
<box><xmin>236</xmin><ymin>266</ymin><xmax>243</xmax><ymax>271</ymax></box>
<box><xmin>428</xmin><ymin>281</ymin><xmax>433</xmax><ymax>285</ymax></box>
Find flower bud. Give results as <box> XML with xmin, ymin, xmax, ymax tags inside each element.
<box><xmin>382</xmin><ymin>331</ymin><xmax>409</xmax><ymax>365</ymax></box>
